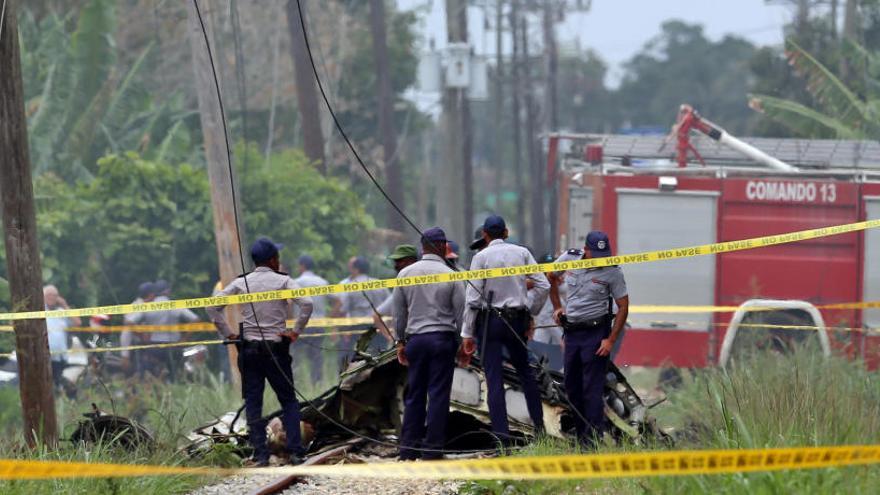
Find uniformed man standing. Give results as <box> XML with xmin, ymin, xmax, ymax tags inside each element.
<box><xmin>548</xmin><ymin>231</ymin><xmax>629</xmax><ymax>448</ymax></box>
<box><xmin>393</xmin><ymin>228</ymin><xmax>465</xmax><ymax>460</ymax></box>
<box><xmin>373</xmin><ymin>244</ymin><xmax>419</xmax><ymax>343</ymax></box>
<box><xmin>208</xmin><ymin>237</ymin><xmax>314</xmax><ymax>466</ymax></box>
<box><xmin>460</xmin><ymin>215</ymin><xmax>549</xmax><ymax>443</ymax></box>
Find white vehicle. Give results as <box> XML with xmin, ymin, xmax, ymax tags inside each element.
<box><xmin>718</xmin><ymin>299</ymin><xmax>831</xmax><ymax>368</ymax></box>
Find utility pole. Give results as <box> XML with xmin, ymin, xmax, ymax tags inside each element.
<box><xmin>543</xmin><ymin>0</ymin><xmax>559</xmax><ymax>252</ymax></box>
<box><xmin>286</xmin><ymin>0</ymin><xmax>326</xmax><ymax>173</ymax></box>
<box><xmin>0</xmin><ymin>0</ymin><xmax>59</xmax><ymax>447</ymax></box>
<box><xmin>522</xmin><ymin>14</ymin><xmax>545</xmax><ymax>255</ymax></box>
<box><xmin>187</xmin><ymin>0</ymin><xmax>241</xmax><ymax>383</ymax></box>
<box><xmin>444</xmin><ymin>0</ymin><xmax>471</xmax><ymax>243</ymax></box>
<box><xmin>493</xmin><ymin>0</ymin><xmax>505</xmax><ymax>206</ymax></box>
<box><xmin>509</xmin><ymin>0</ymin><xmax>526</xmax><ymax>239</ymax></box>
<box><xmin>369</xmin><ymin>0</ymin><xmax>405</xmax><ymax>232</ymax></box>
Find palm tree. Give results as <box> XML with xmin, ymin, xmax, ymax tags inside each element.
<box><xmin>749</xmin><ymin>39</ymin><xmax>880</xmax><ymax>139</ymax></box>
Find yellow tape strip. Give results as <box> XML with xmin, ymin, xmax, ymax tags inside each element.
<box><xmin>0</xmin><ymin>317</ymin><xmax>380</xmax><ymax>333</ymax></box>
<box><xmin>1</xmin><ymin>219</ymin><xmax>877</xmax><ymax>322</ymax></box>
<box><xmin>1</xmin><ymin>445</ymin><xmax>879</xmax><ymax>480</ymax></box>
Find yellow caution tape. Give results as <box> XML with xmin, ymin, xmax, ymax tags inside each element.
<box><xmin>1</xmin><ymin>445</ymin><xmax>879</xmax><ymax>480</ymax></box>
<box><xmin>0</xmin><ymin>329</ymin><xmax>381</xmax><ymax>358</ymax></box>
<box><xmin>1</xmin><ymin>219</ymin><xmax>877</xmax><ymax>322</ymax></box>
<box><xmin>0</xmin><ymin>317</ymin><xmax>381</xmax><ymax>333</ymax></box>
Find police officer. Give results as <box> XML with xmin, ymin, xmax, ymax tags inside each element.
<box><xmin>208</xmin><ymin>237</ymin><xmax>314</xmax><ymax>466</ymax></box>
<box><xmin>460</xmin><ymin>215</ymin><xmax>549</xmax><ymax>443</ymax></box>
<box><xmin>373</xmin><ymin>244</ymin><xmax>419</xmax><ymax>343</ymax></box>
<box><xmin>548</xmin><ymin>231</ymin><xmax>629</xmax><ymax>448</ymax></box>
<box><xmin>393</xmin><ymin>228</ymin><xmax>465</xmax><ymax>460</ymax></box>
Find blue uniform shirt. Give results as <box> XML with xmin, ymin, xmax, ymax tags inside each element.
<box><xmin>554</xmin><ymin>249</ymin><xmax>627</xmax><ymax>323</ymax></box>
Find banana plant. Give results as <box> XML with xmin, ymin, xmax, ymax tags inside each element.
<box><xmin>748</xmin><ymin>39</ymin><xmax>880</xmax><ymax>139</ymax></box>
<box><xmin>21</xmin><ymin>0</ymin><xmax>191</xmax><ymax>183</ymax></box>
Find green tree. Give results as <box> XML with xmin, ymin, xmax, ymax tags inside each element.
<box><xmin>20</xmin><ymin>0</ymin><xmax>193</xmax><ymax>182</ymax></box>
<box><xmin>237</xmin><ymin>144</ymin><xmax>373</xmax><ymax>282</ymax></box>
<box><xmin>616</xmin><ymin>21</ymin><xmax>758</xmax><ymax>133</ymax></box>
<box><xmin>749</xmin><ymin>39</ymin><xmax>880</xmax><ymax>138</ymax></box>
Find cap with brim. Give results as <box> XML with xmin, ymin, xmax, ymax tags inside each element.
<box><xmin>445</xmin><ymin>242</ymin><xmax>459</xmax><ymax>259</ymax></box>
<box><xmin>388</xmin><ymin>244</ymin><xmax>418</xmax><ymax>260</ymax></box>
<box><xmin>585</xmin><ymin>231</ymin><xmax>612</xmax><ymax>258</ymax></box>
<box><xmin>482</xmin><ymin>214</ymin><xmax>506</xmax><ymax>235</ymax></box>
<box><xmin>251</xmin><ymin>237</ymin><xmax>284</xmax><ymax>263</ymax></box>
<box><xmin>469</xmin><ymin>227</ymin><xmax>486</xmax><ymax>250</ymax></box>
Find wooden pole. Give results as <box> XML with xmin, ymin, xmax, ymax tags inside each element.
<box><xmin>369</xmin><ymin>0</ymin><xmax>405</xmax><ymax>232</ymax></box>
<box><xmin>509</xmin><ymin>0</ymin><xmax>526</xmax><ymax>239</ymax></box>
<box><xmin>543</xmin><ymin>0</ymin><xmax>558</xmax><ymax>252</ymax></box>
<box><xmin>444</xmin><ymin>0</ymin><xmax>471</xmax><ymax>244</ymax></box>
<box><xmin>186</xmin><ymin>0</ymin><xmax>241</xmax><ymax>384</ymax></box>
<box><xmin>0</xmin><ymin>0</ymin><xmax>59</xmax><ymax>447</ymax></box>
<box><xmin>286</xmin><ymin>0</ymin><xmax>326</xmax><ymax>173</ymax></box>
<box><xmin>522</xmin><ymin>13</ymin><xmax>546</xmax><ymax>255</ymax></box>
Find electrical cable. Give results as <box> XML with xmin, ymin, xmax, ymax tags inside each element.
<box><xmin>192</xmin><ymin>0</ymin><xmax>491</xmax><ymax>457</ymax></box>
<box><xmin>292</xmin><ymin>0</ymin><xmax>593</xmax><ymax>435</ymax></box>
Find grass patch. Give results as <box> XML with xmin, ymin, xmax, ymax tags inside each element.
<box><xmin>463</xmin><ymin>347</ymin><xmax>880</xmax><ymax>494</ymax></box>
<box><xmin>0</xmin><ymin>345</ymin><xmax>341</xmax><ymax>494</ymax></box>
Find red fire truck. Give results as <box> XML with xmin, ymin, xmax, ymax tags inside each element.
<box><xmin>548</xmin><ymin>106</ymin><xmax>880</xmax><ymax>368</ymax></box>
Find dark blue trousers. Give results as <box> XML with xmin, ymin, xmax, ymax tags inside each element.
<box><xmin>563</xmin><ymin>322</ymin><xmax>610</xmax><ymax>447</ymax></box>
<box><xmin>240</xmin><ymin>340</ymin><xmax>305</xmax><ymax>462</ymax></box>
<box><xmin>400</xmin><ymin>331</ymin><xmax>457</xmax><ymax>460</ymax></box>
<box><xmin>478</xmin><ymin>311</ymin><xmax>544</xmax><ymax>440</ymax></box>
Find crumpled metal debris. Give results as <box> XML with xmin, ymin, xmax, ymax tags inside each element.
<box><xmin>70</xmin><ymin>403</ymin><xmax>155</xmax><ymax>451</ymax></box>
<box><xmin>185</xmin><ymin>329</ymin><xmax>671</xmax><ymax>460</ymax></box>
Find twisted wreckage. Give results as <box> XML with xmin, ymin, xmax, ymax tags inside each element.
<box><xmin>183</xmin><ymin>329</ymin><xmax>672</xmax><ymax>460</ymax></box>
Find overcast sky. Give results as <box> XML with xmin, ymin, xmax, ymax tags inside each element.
<box><xmin>396</xmin><ymin>0</ymin><xmax>794</xmax><ymax>86</ymax></box>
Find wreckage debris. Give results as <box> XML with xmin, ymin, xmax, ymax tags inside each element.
<box><xmin>185</xmin><ymin>329</ymin><xmax>672</xmax><ymax>462</ymax></box>
<box><xmin>70</xmin><ymin>403</ymin><xmax>155</xmax><ymax>451</ymax></box>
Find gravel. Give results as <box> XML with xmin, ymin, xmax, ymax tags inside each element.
<box><xmin>188</xmin><ymin>473</ymin><xmax>281</xmax><ymax>495</ymax></box>
<box><xmin>190</xmin><ymin>471</ymin><xmax>463</xmax><ymax>495</ymax></box>
<box><xmin>282</xmin><ymin>476</ymin><xmax>462</xmax><ymax>495</ymax></box>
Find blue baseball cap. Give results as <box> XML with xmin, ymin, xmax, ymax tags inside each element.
<box><xmin>298</xmin><ymin>254</ymin><xmax>315</xmax><ymax>270</ymax></box>
<box><xmin>585</xmin><ymin>231</ymin><xmax>612</xmax><ymax>258</ymax></box>
<box><xmin>482</xmin><ymin>215</ymin><xmax>506</xmax><ymax>235</ymax></box>
<box><xmin>421</xmin><ymin>226</ymin><xmax>447</xmax><ymax>244</ymax></box>
<box><xmin>137</xmin><ymin>281</ymin><xmax>156</xmax><ymax>298</ymax></box>
<box><xmin>251</xmin><ymin>237</ymin><xmax>284</xmax><ymax>264</ymax></box>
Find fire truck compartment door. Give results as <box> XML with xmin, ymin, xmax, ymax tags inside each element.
<box><xmin>865</xmin><ymin>198</ymin><xmax>880</xmax><ymax>330</ymax></box>
<box><xmin>617</xmin><ymin>189</ymin><xmax>718</xmax><ymax>330</ymax></box>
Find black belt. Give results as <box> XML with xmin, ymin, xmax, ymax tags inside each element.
<box><xmin>480</xmin><ymin>306</ymin><xmax>530</xmax><ymax>320</ymax></box>
<box><xmin>563</xmin><ymin>315</ymin><xmax>611</xmax><ymax>332</ymax></box>
<box><xmin>238</xmin><ymin>339</ymin><xmax>290</xmax><ymax>352</ymax></box>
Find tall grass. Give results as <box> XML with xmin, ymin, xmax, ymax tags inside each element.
<box><xmin>464</xmin><ymin>347</ymin><xmax>880</xmax><ymax>494</ymax></box>
<box><xmin>0</xmin><ymin>346</ymin><xmax>341</xmax><ymax>494</ymax></box>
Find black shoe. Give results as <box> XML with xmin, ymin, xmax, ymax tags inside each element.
<box><xmin>244</xmin><ymin>457</ymin><xmax>269</xmax><ymax>468</ymax></box>
<box><xmin>287</xmin><ymin>455</ymin><xmax>304</xmax><ymax>466</ymax></box>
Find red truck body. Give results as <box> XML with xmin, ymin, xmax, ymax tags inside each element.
<box><xmin>552</xmin><ymin>134</ymin><xmax>880</xmax><ymax>368</ymax></box>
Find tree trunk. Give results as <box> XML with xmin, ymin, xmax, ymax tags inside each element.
<box><xmin>443</xmin><ymin>0</ymin><xmax>470</xmax><ymax>244</ymax></box>
<box><xmin>841</xmin><ymin>0</ymin><xmax>860</xmax><ymax>82</ymax></box>
<box><xmin>286</xmin><ymin>0</ymin><xmax>326</xmax><ymax>173</ymax></box>
<box><xmin>493</xmin><ymin>0</ymin><xmax>505</xmax><ymax>209</ymax></box>
<box><xmin>522</xmin><ymin>15</ymin><xmax>546</xmax><ymax>255</ymax></box>
<box><xmin>369</xmin><ymin>0</ymin><xmax>405</xmax><ymax>232</ymax></box>
<box><xmin>187</xmin><ymin>0</ymin><xmax>241</xmax><ymax>383</ymax></box>
<box><xmin>543</xmin><ymin>0</ymin><xmax>558</xmax><ymax>253</ymax></box>
<box><xmin>0</xmin><ymin>0</ymin><xmax>59</xmax><ymax>447</ymax></box>
<box><xmin>509</xmin><ymin>0</ymin><xmax>526</xmax><ymax>239</ymax></box>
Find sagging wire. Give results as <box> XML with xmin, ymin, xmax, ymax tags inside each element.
<box><xmin>292</xmin><ymin>0</ymin><xmax>592</xmax><ymax>434</ymax></box>
<box><xmin>192</xmin><ymin>0</ymin><xmax>491</xmax><ymax>456</ymax></box>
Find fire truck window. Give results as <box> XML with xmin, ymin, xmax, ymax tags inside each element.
<box><xmin>617</xmin><ymin>190</ymin><xmax>717</xmax><ymax>331</ymax></box>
